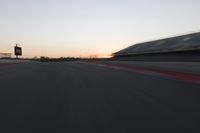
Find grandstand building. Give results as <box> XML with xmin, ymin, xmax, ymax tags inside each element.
<box><xmin>113</xmin><ymin>32</ymin><xmax>200</xmax><ymax>61</ymax></box>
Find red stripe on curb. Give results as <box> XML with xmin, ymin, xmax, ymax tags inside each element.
<box><xmin>94</xmin><ymin>63</ymin><xmax>200</xmax><ymax>84</ymax></box>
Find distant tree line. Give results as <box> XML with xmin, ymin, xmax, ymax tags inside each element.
<box><xmin>31</xmin><ymin>56</ymin><xmax>81</xmax><ymax>62</ymax></box>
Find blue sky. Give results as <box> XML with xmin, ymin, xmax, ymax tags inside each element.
<box><xmin>0</xmin><ymin>0</ymin><xmax>200</xmax><ymax>58</ymax></box>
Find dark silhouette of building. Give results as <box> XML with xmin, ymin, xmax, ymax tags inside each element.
<box><xmin>113</xmin><ymin>32</ymin><xmax>200</xmax><ymax>61</ymax></box>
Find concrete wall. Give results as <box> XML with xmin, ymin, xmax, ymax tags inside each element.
<box><xmin>113</xmin><ymin>50</ymin><xmax>200</xmax><ymax>62</ymax></box>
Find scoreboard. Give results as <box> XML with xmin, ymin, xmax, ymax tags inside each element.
<box><xmin>15</xmin><ymin>45</ymin><xmax>22</xmax><ymax>56</ymax></box>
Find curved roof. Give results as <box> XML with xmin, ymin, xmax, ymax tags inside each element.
<box><xmin>114</xmin><ymin>32</ymin><xmax>200</xmax><ymax>56</ymax></box>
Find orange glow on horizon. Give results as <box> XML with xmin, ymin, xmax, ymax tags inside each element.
<box><xmin>79</xmin><ymin>53</ymin><xmax>112</xmax><ymax>59</ymax></box>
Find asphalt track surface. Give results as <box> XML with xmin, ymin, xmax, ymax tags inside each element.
<box><xmin>1</xmin><ymin>61</ymin><xmax>200</xmax><ymax>133</ymax></box>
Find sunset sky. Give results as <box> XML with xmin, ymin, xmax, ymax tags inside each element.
<box><xmin>0</xmin><ymin>0</ymin><xmax>200</xmax><ymax>58</ymax></box>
